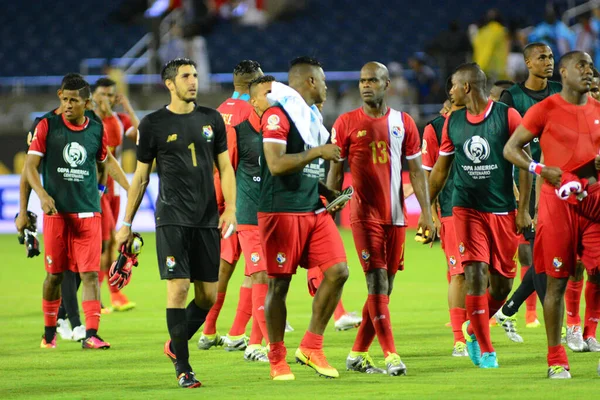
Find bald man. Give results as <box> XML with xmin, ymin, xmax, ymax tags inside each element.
<box><xmin>327</xmin><ymin>61</ymin><xmax>434</xmax><ymax>376</ymax></box>
<box><xmin>259</xmin><ymin>56</ymin><xmax>349</xmax><ymax>381</ymax></box>
<box><xmin>428</xmin><ymin>63</ymin><xmax>531</xmax><ymax>369</ymax></box>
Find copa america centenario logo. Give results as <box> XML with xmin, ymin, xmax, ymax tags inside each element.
<box><xmin>63</xmin><ymin>142</ymin><xmax>87</xmax><ymax>168</ymax></box>
<box><xmin>463</xmin><ymin>135</ymin><xmax>490</xmax><ymax>164</ymax></box>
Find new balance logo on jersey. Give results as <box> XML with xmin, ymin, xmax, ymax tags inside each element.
<box><xmin>167</xmin><ymin>134</ymin><xmax>178</xmax><ymax>142</ymax></box>
<box><xmin>472</xmin><ymin>309</ymin><xmax>485</xmax><ymax>315</ymax></box>
<box><xmin>357</xmin><ymin>130</ymin><xmax>367</xmax><ymax>138</ymax></box>
<box><xmin>463</xmin><ymin>135</ymin><xmax>490</xmax><ymax>164</ymax></box>
<box><xmin>63</xmin><ymin>142</ymin><xmax>87</xmax><ymax>168</ymax></box>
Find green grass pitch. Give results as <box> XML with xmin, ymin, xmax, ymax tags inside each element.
<box><xmin>0</xmin><ymin>230</ymin><xmax>598</xmax><ymax>399</ymax></box>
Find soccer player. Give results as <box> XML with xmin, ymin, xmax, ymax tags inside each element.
<box><xmin>115</xmin><ymin>58</ymin><xmax>236</xmax><ymax>388</ymax></box>
<box><xmin>489</xmin><ymin>80</ymin><xmax>514</xmax><ymax>101</ymax></box>
<box><xmin>26</xmin><ymin>77</ymin><xmax>111</xmax><ymax>350</ymax></box>
<box><xmin>494</xmin><ymin>43</ymin><xmax>562</xmax><ymax>340</ymax></box>
<box><xmin>199</xmin><ymin>60</ymin><xmax>264</xmax><ymax>351</ymax></box>
<box><xmin>422</xmin><ymin>98</ymin><xmax>468</xmax><ymax>357</ymax></box>
<box><xmin>327</xmin><ymin>62</ymin><xmax>434</xmax><ymax>375</ymax></box>
<box><xmin>259</xmin><ymin>56</ymin><xmax>348</xmax><ymax>380</ymax></box>
<box><xmin>93</xmin><ymin>77</ymin><xmax>138</xmax><ymax>313</ymax></box>
<box><xmin>504</xmin><ymin>50</ymin><xmax>600</xmax><ymax>378</ymax></box>
<box><xmin>428</xmin><ymin>63</ymin><xmax>532</xmax><ymax>369</ymax></box>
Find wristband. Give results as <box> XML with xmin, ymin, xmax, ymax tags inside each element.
<box><xmin>98</xmin><ymin>184</ymin><xmax>107</xmax><ymax>193</ymax></box>
<box><xmin>528</xmin><ymin>161</ymin><xmax>544</xmax><ymax>176</ymax></box>
<box><xmin>122</xmin><ymin>221</ymin><xmax>132</xmax><ymax>227</ymax></box>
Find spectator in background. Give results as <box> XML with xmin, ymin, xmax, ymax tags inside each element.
<box><xmin>473</xmin><ymin>9</ymin><xmax>509</xmax><ymax>83</ymax></box>
<box><xmin>591</xmin><ymin>5</ymin><xmax>600</xmax><ymax>67</ymax></box>
<box><xmin>408</xmin><ymin>54</ymin><xmax>437</xmax><ymax>104</ymax></box>
<box><xmin>427</xmin><ymin>21</ymin><xmax>472</xmax><ymax>80</ymax></box>
<box><xmin>528</xmin><ymin>6</ymin><xmax>574</xmax><ymax>59</ymax></box>
<box><xmin>573</xmin><ymin>12</ymin><xmax>597</xmax><ymax>60</ymax></box>
<box><xmin>506</xmin><ymin>21</ymin><xmax>527</xmax><ymax>82</ymax></box>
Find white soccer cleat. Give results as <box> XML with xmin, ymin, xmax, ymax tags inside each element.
<box><xmin>334</xmin><ymin>312</ymin><xmax>362</xmax><ymax>331</ymax></box>
<box><xmin>71</xmin><ymin>325</ymin><xmax>86</xmax><ymax>342</ymax></box>
<box><xmin>452</xmin><ymin>342</ymin><xmax>469</xmax><ymax>357</ymax></box>
<box><xmin>285</xmin><ymin>321</ymin><xmax>294</xmax><ymax>333</ymax></box>
<box><xmin>584</xmin><ymin>337</ymin><xmax>600</xmax><ymax>352</ymax></box>
<box><xmin>224</xmin><ymin>334</ymin><xmax>249</xmax><ymax>351</ymax></box>
<box><xmin>57</xmin><ymin>319</ymin><xmax>72</xmax><ymax>340</ymax></box>
<box><xmin>566</xmin><ymin>325</ymin><xmax>587</xmax><ymax>352</ymax></box>
<box><xmin>197</xmin><ymin>333</ymin><xmax>224</xmax><ymax>350</ymax></box>
<box><xmin>346</xmin><ymin>352</ymin><xmax>386</xmax><ymax>374</ymax></box>
<box><xmin>548</xmin><ymin>366</ymin><xmax>571</xmax><ymax>379</ymax></box>
<box><xmin>494</xmin><ymin>310</ymin><xmax>523</xmax><ymax>343</ymax></box>
<box><xmin>244</xmin><ymin>344</ymin><xmax>269</xmax><ymax>362</ymax></box>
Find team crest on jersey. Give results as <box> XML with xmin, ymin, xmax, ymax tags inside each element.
<box><xmin>166</xmin><ymin>256</ymin><xmax>176</xmax><ymax>268</ymax></box>
<box><xmin>202</xmin><ymin>125</ymin><xmax>214</xmax><ymax>141</ymax></box>
<box><xmin>251</xmin><ymin>253</ymin><xmax>260</xmax><ymax>263</ymax></box>
<box><xmin>63</xmin><ymin>142</ymin><xmax>88</xmax><ymax>168</ymax></box>
<box><xmin>391</xmin><ymin>125</ymin><xmax>404</xmax><ymax>139</ymax></box>
<box><xmin>361</xmin><ymin>249</ymin><xmax>370</xmax><ymax>261</ymax></box>
<box><xmin>458</xmin><ymin>242</ymin><xmax>465</xmax><ymax>254</ymax></box>
<box><xmin>463</xmin><ymin>135</ymin><xmax>490</xmax><ymax>164</ymax></box>
<box><xmin>266</xmin><ymin>115</ymin><xmax>281</xmax><ymax>131</ymax></box>
<box><xmin>449</xmin><ymin>256</ymin><xmax>457</xmax><ymax>266</ymax></box>
<box><xmin>276</xmin><ymin>252</ymin><xmax>286</xmax><ymax>265</ymax></box>
<box><xmin>553</xmin><ymin>257</ymin><xmax>563</xmax><ymax>269</ymax></box>
<box><xmin>46</xmin><ymin>256</ymin><xmax>52</xmax><ymax>265</ymax></box>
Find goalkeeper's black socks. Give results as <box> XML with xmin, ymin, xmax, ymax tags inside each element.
<box><xmin>44</xmin><ymin>326</ymin><xmax>57</xmax><ymax>343</ymax></box>
<box><xmin>167</xmin><ymin>308</ymin><xmax>191</xmax><ymax>373</ymax></box>
<box><xmin>501</xmin><ymin>266</ymin><xmax>535</xmax><ymax>317</ymax></box>
<box><xmin>186</xmin><ymin>300</ymin><xmax>210</xmax><ymax>340</ymax></box>
<box><xmin>62</xmin><ymin>270</ymin><xmax>82</xmax><ymax>327</ymax></box>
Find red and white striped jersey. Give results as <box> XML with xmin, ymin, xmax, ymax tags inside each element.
<box><xmin>332</xmin><ymin>107</ymin><xmax>421</xmax><ymax>226</ymax></box>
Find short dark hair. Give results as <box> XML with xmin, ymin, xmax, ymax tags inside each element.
<box><xmin>249</xmin><ymin>75</ymin><xmax>276</xmax><ymax>93</ymax></box>
<box><xmin>558</xmin><ymin>51</ymin><xmax>587</xmax><ymax>70</ymax></box>
<box><xmin>453</xmin><ymin>62</ymin><xmax>487</xmax><ymax>89</ymax></box>
<box><xmin>61</xmin><ymin>77</ymin><xmax>91</xmax><ymax>99</ymax></box>
<box><xmin>161</xmin><ymin>58</ymin><xmax>197</xmax><ymax>82</ymax></box>
<box><xmin>493</xmin><ymin>80</ymin><xmax>514</xmax><ymax>89</ymax></box>
<box><xmin>94</xmin><ymin>77</ymin><xmax>116</xmax><ymax>91</ymax></box>
<box><xmin>234</xmin><ymin>60</ymin><xmax>261</xmax><ymax>75</ymax></box>
<box><xmin>523</xmin><ymin>42</ymin><xmax>551</xmax><ymax>60</ymax></box>
<box><xmin>290</xmin><ymin>56</ymin><xmax>322</xmax><ymax>69</ymax></box>
<box><xmin>61</xmin><ymin>73</ymin><xmax>84</xmax><ymax>89</ymax></box>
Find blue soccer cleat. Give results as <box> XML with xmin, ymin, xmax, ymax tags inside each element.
<box><xmin>480</xmin><ymin>352</ymin><xmax>499</xmax><ymax>369</ymax></box>
<box><xmin>462</xmin><ymin>321</ymin><xmax>481</xmax><ymax>366</ymax></box>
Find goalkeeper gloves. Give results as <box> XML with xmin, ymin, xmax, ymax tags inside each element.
<box><xmin>108</xmin><ymin>233</ymin><xmax>144</xmax><ymax>290</ymax></box>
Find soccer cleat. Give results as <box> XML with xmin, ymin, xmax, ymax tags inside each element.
<box><xmin>111</xmin><ymin>292</ymin><xmax>136</xmax><ymax>312</ymax></box>
<box><xmin>346</xmin><ymin>352</ymin><xmax>387</xmax><ymax>374</ymax></box>
<box><xmin>295</xmin><ymin>347</ymin><xmax>339</xmax><ymax>378</ymax></box>
<box><xmin>82</xmin><ymin>335</ymin><xmax>110</xmax><ymax>349</ymax></box>
<box><xmin>494</xmin><ymin>310</ymin><xmax>523</xmax><ymax>343</ymax></box>
<box><xmin>56</xmin><ymin>319</ymin><xmax>72</xmax><ymax>340</ymax></box>
<box><xmin>40</xmin><ymin>334</ymin><xmax>57</xmax><ymax>349</ymax></box>
<box><xmin>164</xmin><ymin>340</ymin><xmax>177</xmax><ymax>366</ymax></box>
<box><xmin>526</xmin><ymin>319</ymin><xmax>541</xmax><ymax>328</ymax></box>
<box><xmin>71</xmin><ymin>325</ymin><xmax>86</xmax><ymax>342</ymax></box>
<box><xmin>197</xmin><ymin>333</ymin><xmax>224</xmax><ymax>350</ymax></box>
<box><xmin>548</xmin><ymin>365</ymin><xmax>571</xmax><ymax>379</ymax></box>
<box><xmin>101</xmin><ymin>306</ymin><xmax>113</xmax><ymax>314</ymax></box>
<box><xmin>244</xmin><ymin>344</ymin><xmax>269</xmax><ymax>362</ymax></box>
<box><xmin>270</xmin><ymin>360</ymin><xmax>295</xmax><ymax>381</ymax></box>
<box><xmin>566</xmin><ymin>325</ymin><xmax>586</xmax><ymax>352</ymax></box>
<box><xmin>462</xmin><ymin>321</ymin><xmax>481</xmax><ymax>366</ymax></box>
<box><xmin>452</xmin><ymin>342</ymin><xmax>469</xmax><ymax>357</ymax></box>
<box><xmin>285</xmin><ymin>321</ymin><xmax>294</xmax><ymax>333</ymax></box>
<box><xmin>384</xmin><ymin>353</ymin><xmax>407</xmax><ymax>376</ymax></box>
<box><xmin>525</xmin><ymin>311</ymin><xmax>541</xmax><ymax>328</ymax></box>
<box><xmin>479</xmin><ymin>352</ymin><xmax>499</xmax><ymax>369</ymax></box>
<box><xmin>178</xmin><ymin>371</ymin><xmax>202</xmax><ymax>388</ymax></box>
<box><xmin>444</xmin><ymin>322</ymin><xmax>452</xmax><ymax>327</ymax></box>
<box><xmin>584</xmin><ymin>337</ymin><xmax>600</xmax><ymax>352</ymax></box>
<box><xmin>489</xmin><ymin>317</ymin><xmax>497</xmax><ymax>327</ymax></box>
<box><xmin>224</xmin><ymin>334</ymin><xmax>249</xmax><ymax>352</ymax></box>
<box><xmin>334</xmin><ymin>312</ymin><xmax>362</xmax><ymax>331</ymax></box>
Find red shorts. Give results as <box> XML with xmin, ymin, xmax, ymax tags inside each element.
<box><xmin>238</xmin><ymin>229</ymin><xmax>267</xmax><ymax>276</ymax></box>
<box><xmin>453</xmin><ymin>207</ymin><xmax>518</xmax><ymax>279</ymax></box>
<box><xmin>101</xmin><ymin>195</ymin><xmax>120</xmax><ymax>241</ymax></box>
<box><xmin>440</xmin><ymin>216</ymin><xmax>463</xmax><ymax>276</ymax></box>
<box><xmin>351</xmin><ymin>222</ymin><xmax>406</xmax><ymax>275</ymax></box>
<box><xmin>258</xmin><ymin>211</ymin><xmax>346</xmax><ymax>277</ymax></box>
<box><xmin>534</xmin><ymin>185</ymin><xmax>600</xmax><ymax>279</ymax></box>
<box><xmin>43</xmin><ymin>213</ymin><xmax>102</xmax><ymax>274</ymax></box>
<box><xmin>220</xmin><ymin>232</ymin><xmax>241</xmax><ymax>264</ymax></box>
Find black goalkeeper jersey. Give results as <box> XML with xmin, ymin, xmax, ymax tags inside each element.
<box><xmin>137</xmin><ymin>105</ymin><xmax>228</xmax><ymax>228</ymax></box>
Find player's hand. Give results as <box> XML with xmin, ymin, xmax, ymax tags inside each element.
<box><xmin>541</xmin><ymin>166</ymin><xmax>563</xmax><ymax>187</ymax></box>
<box><xmin>219</xmin><ymin>207</ymin><xmax>237</xmax><ymax>238</ymax></box>
<box><xmin>417</xmin><ymin>213</ymin><xmax>436</xmax><ymax>246</ymax></box>
<box><xmin>15</xmin><ymin>212</ymin><xmax>30</xmax><ymax>235</ymax></box>
<box><xmin>115</xmin><ymin>225</ymin><xmax>133</xmax><ymax>253</ymax></box>
<box><xmin>40</xmin><ymin>194</ymin><xmax>57</xmax><ymax>215</ymax></box>
<box><xmin>95</xmin><ymin>97</ymin><xmax>112</xmax><ymax>118</ymax></box>
<box><xmin>516</xmin><ymin>209</ymin><xmax>532</xmax><ymax>234</ymax></box>
<box><xmin>319</xmin><ymin>144</ymin><xmax>342</xmax><ymax>162</ymax></box>
<box><xmin>116</xmin><ymin>94</ymin><xmax>131</xmax><ymax>109</ymax></box>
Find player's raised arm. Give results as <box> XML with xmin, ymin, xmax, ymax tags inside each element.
<box><xmin>263</xmin><ymin>141</ymin><xmax>340</xmax><ymax>176</ymax></box>
<box><xmin>428</xmin><ymin>117</ymin><xmax>455</xmax><ymax>205</ymax></box>
<box><xmin>105</xmin><ymin>151</ymin><xmax>130</xmax><ymax>191</ymax></box>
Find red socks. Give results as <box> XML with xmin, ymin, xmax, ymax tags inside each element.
<box><xmin>269</xmin><ymin>341</ymin><xmax>286</xmax><ymax>364</ymax></box>
<box><xmin>486</xmin><ymin>291</ymin><xmax>505</xmax><ymax>320</ymax></box>
<box><xmin>82</xmin><ymin>300</ymin><xmax>101</xmax><ymax>331</ymax></box>
<box><xmin>367</xmin><ymin>294</ymin><xmax>396</xmax><ymax>357</ymax></box>
<box><xmin>584</xmin><ymin>281</ymin><xmax>600</xmax><ymax>339</ymax></box>
<box><xmin>466</xmin><ymin>294</ymin><xmax>494</xmax><ymax>353</ymax></box>
<box><xmin>566</xmin><ymin>280</ymin><xmax>583</xmax><ymax>326</ymax></box>
<box><xmin>334</xmin><ymin>300</ymin><xmax>347</xmax><ymax>321</ymax></box>
<box><xmin>521</xmin><ymin>266</ymin><xmax>537</xmax><ymax>313</ymax></box>
<box><xmin>547</xmin><ymin>345</ymin><xmax>569</xmax><ymax>369</ymax></box>
<box><xmin>300</xmin><ymin>330</ymin><xmax>323</xmax><ymax>350</ymax></box>
<box><xmin>229</xmin><ymin>286</ymin><xmax>252</xmax><ymax>337</ymax></box>
<box><xmin>449</xmin><ymin>308</ymin><xmax>467</xmax><ymax>344</ymax></box>
<box><xmin>203</xmin><ymin>292</ymin><xmax>225</xmax><ymax>335</ymax></box>
<box><xmin>352</xmin><ymin>299</ymin><xmax>376</xmax><ymax>353</ymax></box>
<box><xmin>42</xmin><ymin>298</ymin><xmax>61</xmax><ymax>327</ymax></box>
<box><xmin>250</xmin><ymin>283</ymin><xmax>268</xmax><ymax>345</ymax></box>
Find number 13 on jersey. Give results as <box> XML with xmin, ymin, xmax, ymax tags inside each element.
<box><xmin>369</xmin><ymin>141</ymin><xmax>388</xmax><ymax>164</ymax></box>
